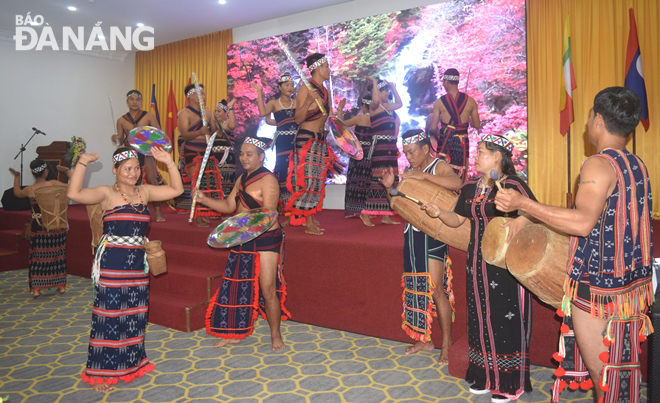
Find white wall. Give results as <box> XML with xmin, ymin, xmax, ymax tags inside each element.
<box><xmin>234</xmin><ymin>0</ymin><xmax>443</xmax><ymax>209</ymax></box>
<box><xmin>0</xmin><ymin>40</ymin><xmax>134</xmax><ymax>204</ymax></box>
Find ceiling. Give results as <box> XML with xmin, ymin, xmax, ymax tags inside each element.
<box><xmin>1</xmin><ymin>0</ymin><xmax>351</xmax><ymax>46</ymax></box>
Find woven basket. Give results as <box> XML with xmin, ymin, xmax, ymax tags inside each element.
<box><xmin>86</xmin><ymin>204</ymin><xmax>104</xmax><ymax>249</ymax></box>
<box><xmin>146</xmin><ymin>240</ymin><xmax>167</xmax><ymax>276</ymax></box>
<box><xmin>33</xmin><ymin>186</ymin><xmax>68</xmax><ymax>231</ymax></box>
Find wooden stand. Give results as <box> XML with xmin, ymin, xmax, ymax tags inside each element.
<box><xmin>36</xmin><ymin>141</ymin><xmax>71</xmax><ymax>183</ymax></box>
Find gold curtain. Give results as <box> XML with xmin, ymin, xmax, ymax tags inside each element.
<box><xmin>133</xmin><ymin>30</ymin><xmax>233</xmax><ymax>180</ymax></box>
<box><xmin>527</xmin><ymin>0</ymin><xmax>659</xmax><ymax>216</ymax></box>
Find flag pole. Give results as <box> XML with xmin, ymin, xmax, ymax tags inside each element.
<box><xmin>566</xmin><ymin>127</ymin><xmax>572</xmax><ymax>208</ymax></box>
<box><xmin>632</xmin><ymin>128</ymin><xmax>637</xmax><ymax>154</ymax></box>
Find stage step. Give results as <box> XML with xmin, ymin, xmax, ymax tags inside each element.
<box><xmin>148</xmin><ymin>292</ymin><xmax>209</xmax><ymax>332</ymax></box>
<box><xmin>0</xmin><ymin>229</ymin><xmax>28</xmax><ymax>272</ymax></box>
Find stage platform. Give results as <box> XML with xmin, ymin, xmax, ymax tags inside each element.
<box><xmin>0</xmin><ymin>205</ymin><xmax>653</xmax><ymax>381</ymax></box>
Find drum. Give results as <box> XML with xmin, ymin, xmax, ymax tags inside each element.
<box><xmin>391</xmin><ymin>178</ymin><xmax>470</xmax><ymax>252</ymax></box>
<box><xmin>482</xmin><ymin>217</ymin><xmax>512</xmax><ymax>268</ymax></box>
<box><xmin>33</xmin><ymin>186</ymin><xmax>68</xmax><ymax>231</ymax></box>
<box><xmin>86</xmin><ymin>204</ymin><xmax>104</xmax><ymax>249</ymax></box>
<box><xmin>505</xmin><ymin>223</ymin><xmax>570</xmax><ymax>308</ymax></box>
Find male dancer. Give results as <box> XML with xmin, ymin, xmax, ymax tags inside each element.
<box><xmin>177</xmin><ymin>83</ymin><xmax>217</xmax><ymax>226</ymax></box>
<box><xmin>381</xmin><ymin>129</ymin><xmax>462</xmax><ymax>365</ymax></box>
<box><xmin>495</xmin><ymin>87</ymin><xmax>653</xmax><ymax>403</ymax></box>
<box><xmin>429</xmin><ymin>68</ymin><xmax>481</xmax><ymax>178</ymax></box>
<box><xmin>111</xmin><ymin>89</ymin><xmax>165</xmax><ymax>221</ymax></box>
<box><xmin>286</xmin><ymin>53</ymin><xmax>339</xmax><ymax>235</ymax></box>
<box><xmin>196</xmin><ymin>136</ymin><xmax>290</xmax><ymax>351</ymax></box>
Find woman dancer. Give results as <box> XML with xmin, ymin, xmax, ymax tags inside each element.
<box><xmin>213</xmin><ymin>99</ymin><xmax>237</xmax><ymax>198</ymax></box>
<box><xmin>337</xmin><ymin>94</ymin><xmax>374</xmax><ymax>226</ymax></box>
<box><xmin>67</xmin><ymin>146</ymin><xmax>183</xmax><ymax>392</ymax></box>
<box><xmin>9</xmin><ymin>161</ymin><xmax>70</xmax><ymax>298</ymax></box>
<box><xmin>366</xmin><ymin>78</ymin><xmax>403</xmax><ymax>224</ymax></box>
<box><xmin>252</xmin><ymin>75</ymin><xmax>298</xmax><ymax>216</ymax></box>
<box><xmin>422</xmin><ymin>135</ymin><xmax>534</xmax><ymax>402</ymax></box>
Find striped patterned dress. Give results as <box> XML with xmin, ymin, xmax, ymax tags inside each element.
<box><xmin>81</xmin><ymin>204</ymin><xmax>154</xmax><ymax>386</ymax></box>
<box><xmin>272</xmin><ymin>108</ymin><xmax>298</xmax><ymax>209</ymax></box>
<box><xmin>344</xmin><ymin>124</ymin><xmax>372</xmax><ymax>215</ymax></box>
<box><xmin>365</xmin><ymin>109</ymin><xmax>398</xmax><ymax>215</ymax></box>
<box><xmin>28</xmin><ymin>197</ymin><xmax>67</xmax><ymax>292</ymax></box>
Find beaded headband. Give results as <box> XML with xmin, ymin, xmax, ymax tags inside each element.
<box><xmin>243</xmin><ymin>137</ymin><xmax>267</xmax><ymax>151</ymax></box>
<box><xmin>113</xmin><ymin>150</ymin><xmax>138</xmax><ymax>164</ymax></box>
<box><xmin>186</xmin><ymin>87</ymin><xmax>204</xmax><ymax>98</ymax></box>
<box><xmin>361</xmin><ymin>98</ymin><xmax>372</xmax><ymax>105</ymax></box>
<box><xmin>482</xmin><ymin>134</ymin><xmax>514</xmax><ymax>153</ymax></box>
<box><xmin>126</xmin><ymin>91</ymin><xmax>142</xmax><ymax>99</ymax></box>
<box><xmin>308</xmin><ymin>56</ymin><xmax>327</xmax><ymax>71</ymax></box>
<box><xmin>377</xmin><ymin>81</ymin><xmax>390</xmax><ymax>90</ymax></box>
<box><xmin>444</xmin><ymin>74</ymin><xmax>460</xmax><ymax>82</ymax></box>
<box><xmin>31</xmin><ymin>163</ymin><xmax>48</xmax><ymax>174</ymax></box>
<box><xmin>278</xmin><ymin>75</ymin><xmax>294</xmax><ymax>84</ymax></box>
<box><xmin>216</xmin><ymin>102</ymin><xmax>228</xmax><ymax>112</ymax></box>
<box><xmin>402</xmin><ymin>131</ymin><xmax>428</xmax><ymax>145</ymax></box>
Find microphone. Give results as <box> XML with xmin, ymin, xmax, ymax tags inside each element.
<box><xmin>389</xmin><ymin>188</ymin><xmax>423</xmax><ymax>206</ymax></box>
<box><xmin>32</xmin><ymin>127</ymin><xmax>46</xmax><ymax>135</ymax></box>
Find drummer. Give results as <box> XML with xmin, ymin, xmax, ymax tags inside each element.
<box><xmin>380</xmin><ymin>129</ymin><xmax>462</xmax><ymax>365</ymax></box>
<box><xmin>422</xmin><ymin>134</ymin><xmax>536</xmax><ymax>402</ymax></box>
<box><xmin>494</xmin><ymin>87</ymin><xmax>653</xmax><ymax>403</ymax></box>
<box><xmin>195</xmin><ymin>136</ymin><xmax>290</xmax><ymax>351</ymax></box>
<box><xmin>111</xmin><ymin>89</ymin><xmax>166</xmax><ymax>222</ymax></box>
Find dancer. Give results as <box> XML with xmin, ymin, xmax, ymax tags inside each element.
<box><xmin>252</xmin><ymin>75</ymin><xmax>298</xmax><ymax>214</ymax></box>
<box><xmin>197</xmin><ymin>136</ymin><xmax>290</xmax><ymax>351</ymax></box>
<box><xmin>68</xmin><ymin>146</ymin><xmax>183</xmax><ymax>392</ymax></box>
<box><xmin>9</xmin><ymin>161</ymin><xmax>70</xmax><ymax>298</ymax></box>
<box><xmin>111</xmin><ymin>90</ymin><xmax>166</xmax><ymax>222</ymax></box>
<box><xmin>213</xmin><ymin>99</ymin><xmax>237</xmax><ymax>199</ymax></box>
<box><xmin>286</xmin><ymin>53</ymin><xmax>339</xmax><ymax>235</ymax></box>
<box><xmin>381</xmin><ymin>129</ymin><xmax>462</xmax><ymax>364</ymax></box>
<box><xmin>365</xmin><ymin>77</ymin><xmax>403</xmax><ymax>224</ymax></box>
<box><xmin>429</xmin><ymin>68</ymin><xmax>480</xmax><ymax>177</ymax></box>
<box><xmin>337</xmin><ymin>95</ymin><xmax>374</xmax><ymax>226</ymax></box>
<box><xmin>177</xmin><ymin>83</ymin><xmax>217</xmax><ymax>226</ymax></box>
<box><xmin>422</xmin><ymin>134</ymin><xmax>534</xmax><ymax>402</ymax></box>
<box><xmin>494</xmin><ymin>87</ymin><xmax>653</xmax><ymax>403</ymax></box>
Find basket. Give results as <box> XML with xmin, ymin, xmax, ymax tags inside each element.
<box><xmin>86</xmin><ymin>204</ymin><xmax>104</xmax><ymax>249</ymax></box>
<box><xmin>33</xmin><ymin>186</ymin><xmax>69</xmax><ymax>231</ymax></box>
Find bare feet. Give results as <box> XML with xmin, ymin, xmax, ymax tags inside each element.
<box><xmin>281</xmin><ymin>216</ymin><xmax>291</xmax><ymax>227</ymax></box>
<box><xmin>345</xmin><ymin>213</ymin><xmax>358</xmax><ymax>219</ymax></box>
<box><xmin>155</xmin><ymin>214</ymin><xmax>166</xmax><ymax>222</ymax></box>
<box><xmin>196</xmin><ymin>217</ymin><xmax>209</xmax><ymax>227</ymax></box>
<box><xmin>57</xmin><ymin>287</ymin><xmax>67</xmax><ymax>294</ymax></box>
<box><xmin>360</xmin><ymin>214</ymin><xmax>375</xmax><ymax>227</ymax></box>
<box><xmin>31</xmin><ymin>290</ymin><xmax>41</xmax><ymax>299</ymax></box>
<box><xmin>382</xmin><ymin>215</ymin><xmax>400</xmax><ymax>225</ymax></box>
<box><xmin>92</xmin><ymin>383</ymin><xmax>114</xmax><ymax>392</ymax></box>
<box><xmin>271</xmin><ymin>335</ymin><xmax>286</xmax><ymax>351</ymax></box>
<box><xmin>437</xmin><ymin>340</ymin><xmax>453</xmax><ymax>365</ymax></box>
<box><xmin>305</xmin><ymin>219</ymin><xmax>325</xmax><ymax>235</ymax></box>
<box><xmin>311</xmin><ymin>216</ymin><xmax>324</xmax><ymax>231</ymax></box>
<box><xmin>213</xmin><ymin>338</ymin><xmax>241</xmax><ymax>348</ymax></box>
<box><xmin>405</xmin><ymin>341</ymin><xmax>434</xmax><ymax>355</ymax></box>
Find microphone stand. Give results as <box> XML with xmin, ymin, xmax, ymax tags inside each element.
<box><xmin>14</xmin><ymin>129</ymin><xmax>42</xmax><ymax>187</ymax></box>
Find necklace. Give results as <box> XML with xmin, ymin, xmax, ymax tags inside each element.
<box><xmin>115</xmin><ymin>183</ymin><xmax>146</xmax><ymax>212</ymax></box>
<box><xmin>278</xmin><ymin>96</ymin><xmax>293</xmax><ymax>110</ymax></box>
<box><xmin>380</xmin><ymin>104</ymin><xmax>392</xmax><ymax>116</ymax></box>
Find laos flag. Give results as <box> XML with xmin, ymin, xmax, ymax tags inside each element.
<box><xmin>624</xmin><ymin>8</ymin><xmax>649</xmax><ymax>131</ymax></box>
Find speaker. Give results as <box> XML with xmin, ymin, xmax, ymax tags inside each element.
<box><xmin>1</xmin><ymin>187</ymin><xmax>31</xmax><ymax>210</ymax></box>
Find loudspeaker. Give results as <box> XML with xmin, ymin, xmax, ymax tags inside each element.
<box><xmin>1</xmin><ymin>187</ymin><xmax>31</xmax><ymax>210</ymax></box>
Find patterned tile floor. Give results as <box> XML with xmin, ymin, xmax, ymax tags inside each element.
<box><xmin>0</xmin><ymin>270</ymin><xmax>647</xmax><ymax>403</ymax></box>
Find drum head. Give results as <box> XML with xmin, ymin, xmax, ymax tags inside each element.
<box><xmin>207</xmin><ymin>207</ymin><xmax>278</xmax><ymax>248</ymax></box>
<box><xmin>127</xmin><ymin>126</ymin><xmax>172</xmax><ymax>156</ymax></box>
<box><xmin>327</xmin><ymin>117</ymin><xmax>364</xmax><ymax>160</ymax></box>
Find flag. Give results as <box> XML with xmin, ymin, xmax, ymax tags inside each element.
<box><xmin>559</xmin><ymin>15</ymin><xmax>576</xmax><ymax>136</ymax></box>
<box><xmin>165</xmin><ymin>79</ymin><xmax>178</xmax><ymax>142</ymax></box>
<box><xmin>625</xmin><ymin>8</ymin><xmax>650</xmax><ymax>131</ymax></box>
<box><xmin>150</xmin><ymin>83</ymin><xmax>161</xmax><ymax>127</ymax></box>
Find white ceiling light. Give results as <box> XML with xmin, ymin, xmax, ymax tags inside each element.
<box><xmin>218</xmin><ymin>0</ymin><xmax>227</xmax><ymax>4</ymax></box>
<box><xmin>67</xmin><ymin>6</ymin><xmax>77</xmax><ymax>11</ymax></box>
<box><xmin>136</xmin><ymin>23</ymin><xmax>144</xmax><ymax>27</ymax></box>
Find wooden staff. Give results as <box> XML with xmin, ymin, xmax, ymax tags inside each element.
<box><xmin>189</xmin><ymin>132</ymin><xmax>218</xmax><ymax>223</ymax></box>
<box><xmin>275</xmin><ymin>37</ymin><xmax>326</xmax><ymax>116</ymax></box>
<box><xmin>566</xmin><ymin>127</ymin><xmax>573</xmax><ymax>208</ymax></box>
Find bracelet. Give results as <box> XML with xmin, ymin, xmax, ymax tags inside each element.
<box><xmin>78</xmin><ymin>162</ymin><xmax>87</xmax><ymax>167</ymax></box>
<box><xmin>229</xmin><ymin>108</ymin><xmax>234</xmax><ymax>111</ymax></box>
<box><xmin>166</xmin><ymin>163</ymin><xmax>176</xmax><ymax>169</ymax></box>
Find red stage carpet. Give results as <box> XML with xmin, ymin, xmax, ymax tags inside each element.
<box><xmin>0</xmin><ymin>205</ymin><xmax>653</xmax><ymax>381</ymax></box>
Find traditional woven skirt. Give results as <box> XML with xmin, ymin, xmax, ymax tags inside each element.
<box><xmin>363</xmin><ymin>136</ymin><xmax>398</xmax><ymax>215</ymax></box>
<box><xmin>28</xmin><ymin>225</ymin><xmax>67</xmax><ymax>291</ymax></box>
<box><xmin>344</xmin><ymin>126</ymin><xmax>372</xmax><ymax>216</ymax></box>
<box><xmin>206</xmin><ymin>228</ymin><xmax>291</xmax><ymax>339</ymax></box>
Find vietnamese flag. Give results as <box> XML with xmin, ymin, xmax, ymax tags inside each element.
<box><xmin>625</xmin><ymin>8</ymin><xmax>650</xmax><ymax>131</ymax></box>
<box><xmin>559</xmin><ymin>15</ymin><xmax>576</xmax><ymax>136</ymax></box>
<box><xmin>165</xmin><ymin>79</ymin><xmax>178</xmax><ymax>142</ymax></box>
<box><xmin>150</xmin><ymin>83</ymin><xmax>161</xmax><ymax>127</ymax></box>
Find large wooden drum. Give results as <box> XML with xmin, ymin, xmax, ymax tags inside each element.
<box><xmin>33</xmin><ymin>186</ymin><xmax>69</xmax><ymax>231</ymax></box>
<box><xmin>391</xmin><ymin>178</ymin><xmax>471</xmax><ymax>251</ymax></box>
<box><xmin>482</xmin><ymin>217</ymin><xmax>512</xmax><ymax>268</ymax></box>
<box><xmin>505</xmin><ymin>223</ymin><xmax>570</xmax><ymax>308</ymax></box>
